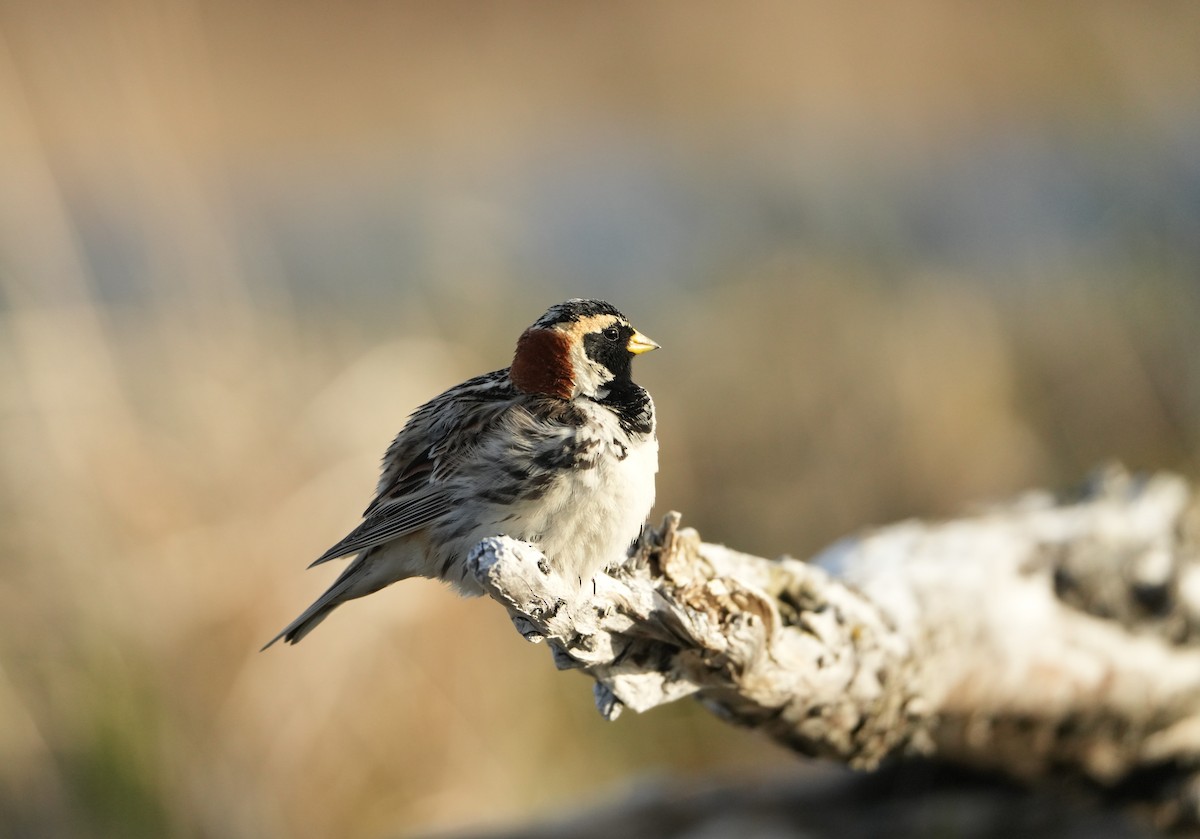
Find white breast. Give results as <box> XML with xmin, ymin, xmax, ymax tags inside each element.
<box><xmin>530</xmin><ymin>417</ymin><xmax>658</xmax><ymax>586</ymax></box>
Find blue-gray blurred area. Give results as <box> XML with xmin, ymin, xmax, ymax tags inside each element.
<box><xmin>1</xmin><ymin>3</ymin><xmax>1199</xmax><ymax>838</ymax></box>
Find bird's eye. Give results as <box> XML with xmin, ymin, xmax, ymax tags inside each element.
<box><xmin>603</xmin><ymin>326</ymin><xmax>620</xmax><ymax>342</ymax></box>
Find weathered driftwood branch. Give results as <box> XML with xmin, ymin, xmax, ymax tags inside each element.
<box><xmin>466</xmin><ymin>466</ymin><xmax>1200</xmax><ymax>822</ymax></box>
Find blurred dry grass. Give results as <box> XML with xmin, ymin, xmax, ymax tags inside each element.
<box><xmin>1</xmin><ymin>2</ymin><xmax>1199</xmax><ymax>838</ymax></box>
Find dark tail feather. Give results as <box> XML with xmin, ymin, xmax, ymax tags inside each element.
<box><xmin>260</xmin><ymin>599</ymin><xmax>342</xmax><ymax>650</ymax></box>
<box><xmin>261</xmin><ymin>549</ymin><xmax>401</xmax><ymax>651</ymax></box>
<box><xmin>260</xmin><ymin>571</ymin><xmax>359</xmax><ymax>650</ymax></box>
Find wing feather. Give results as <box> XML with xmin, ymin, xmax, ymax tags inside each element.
<box><xmin>309</xmin><ymin>492</ymin><xmax>452</xmax><ymax>566</ymax></box>
<box><xmin>312</xmin><ymin>370</ymin><xmax>520</xmax><ymax>567</ymax></box>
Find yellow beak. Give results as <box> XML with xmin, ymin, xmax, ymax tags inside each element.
<box><xmin>626</xmin><ymin>330</ymin><xmax>661</xmax><ymax>355</ymax></box>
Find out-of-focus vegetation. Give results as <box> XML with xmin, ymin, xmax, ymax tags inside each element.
<box><xmin>1</xmin><ymin>2</ymin><xmax>1198</xmax><ymax>837</ymax></box>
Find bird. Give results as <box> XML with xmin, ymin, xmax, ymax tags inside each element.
<box><xmin>263</xmin><ymin>298</ymin><xmax>660</xmax><ymax>648</ymax></box>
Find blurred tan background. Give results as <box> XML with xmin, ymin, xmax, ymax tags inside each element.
<box><xmin>2</xmin><ymin>2</ymin><xmax>1199</xmax><ymax>837</ymax></box>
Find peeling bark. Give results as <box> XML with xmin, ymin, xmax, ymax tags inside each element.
<box><xmin>466</xmin><ymin>467</ymin><xmax>1200</xmax><ymax>825</ymax></box>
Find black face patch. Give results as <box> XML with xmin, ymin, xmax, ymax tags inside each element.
<box><xmin>582</xmin><ymin>322</ymin><xmax>636</xmax><ymax>382</ymax></box>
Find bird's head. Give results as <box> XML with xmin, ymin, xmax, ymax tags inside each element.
<box><xmin>510</xmin><ymin>299</ymin><xmax>659</xmax><ymax>401</ymax></box>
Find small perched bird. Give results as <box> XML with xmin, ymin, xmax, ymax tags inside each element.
<box><xmin>264</xmin><ymin>299</ymin><xmax>659</xmax><ymax>647</ymax></box>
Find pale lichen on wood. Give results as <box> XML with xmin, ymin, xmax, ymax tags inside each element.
<box><xmin>466</xmin><ymin>466</ymin><xmax>1200</xmax><ymax>823</ymax></box>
